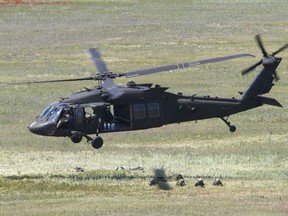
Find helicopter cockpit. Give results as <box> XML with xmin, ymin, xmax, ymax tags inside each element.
<box><xmin>28</xmin><ymin>101</ymin><xmax>132</xmax><ymax>141</ymax></box>
<box><xmin>28</xmin><ymin>102</ymin><xmax>72</xmax><ymax>136</ymax></box>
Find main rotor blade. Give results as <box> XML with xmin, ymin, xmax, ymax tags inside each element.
<box><xmin>272</xmin><ymin>43</ymin><xmax>288</xmax><ymax>56</ymax></box>
<box><xmin>273</xmin><ymin>70</ymin><xmax>280</xmax><ymax>81</ymax></box>
<box><xmin>124</xmin><ymin>54</ymin><xmax>254</xmax><ymax>78</ymax></box>
<box><xmin>255</xmin><ymin>34</ymin><xmax>268</xmax><ymax>57</ymax></box>
<box><xmin>87</xmin><ymin>48</ymin><xmax>109</xmax><ymax>74</ymax></box>
<box><xmin>241</xmin><ymin>60</ymin><xmax>262</xmax><ymax>75</ymax></box>
<box><xmin>0</xmin><ymin>77</ymin><xmax>94</xmax><ymax>85</ymax></box>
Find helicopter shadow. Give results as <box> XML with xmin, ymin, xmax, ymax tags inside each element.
<box><xmin>151</xmin><ymin>168</ymin><xmax>173</xmax><ymax>191</ymax></box>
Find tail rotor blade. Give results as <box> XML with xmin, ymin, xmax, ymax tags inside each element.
<box><xmin>241</xmin><ymin>60</ymin><xmax>262</xmax><ymax>75</ymax></box>
<box><xmin>273</xmin><ymin>70</ymin><xmax>280</xmax><ymax>81</ymax></box>
<box><xmin>255</xmin><ymin>34</ymin><xmax>268</xmax><ymax>57</ymax></box>
<box><xmin>272</xmin><ymin>43</ymin><xmax>288</xmax><ymax>56</ymax></box>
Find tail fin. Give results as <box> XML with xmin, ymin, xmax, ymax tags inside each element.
<box><xmin>241</xmin><ymin>57</ymin><xmax>282</xmax><ymax>100</ymax></box>
<box><xmin>240</xmin><ymin>34</ymin><xmax>287</xmax><ymax>100</ymax></box>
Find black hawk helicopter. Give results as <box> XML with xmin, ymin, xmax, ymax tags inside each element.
<box><xmin>8</xmin><ymin>35</ymin><xmax>287</xmax><ymax>149</ymax></box>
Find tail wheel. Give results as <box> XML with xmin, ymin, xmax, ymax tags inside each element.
<box><xmin>229</xmin><ymin>125</ymin><xmax>236</xmax><ymax>133</ymax></box>
<box><xmin>71</xmin><ymin>133</ymin><xmax>82</xmax><ymax>143</ymax></box>
<box><xmin>91</xmin><ymin>136</ymin><xmax>104</xmax><ymax>149</ymax></box>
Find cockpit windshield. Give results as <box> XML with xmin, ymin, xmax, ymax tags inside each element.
<box><xmin>40</xmin><ymin>105</ymin><xmax>54</xmax><ymax>119</ymax></box>
<box><xmin>39</xmin><ymin>102</ymin><xmax>68</xmax><ymax>122</ymax></box>
<box><xmin>47</xmin><ymin>108</ymin><xmax>62</xmax><ymax>122</ymax></box>
<box><xmin>39</xmin><ymin>102</ymin><xmax>60</xmax><ymax>119</ymax></box>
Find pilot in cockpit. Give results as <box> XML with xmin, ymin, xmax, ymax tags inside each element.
<box><xmin>57</xmin><ymin>108</ymin><xmax>73</xmax><ymax>129</ymax></box>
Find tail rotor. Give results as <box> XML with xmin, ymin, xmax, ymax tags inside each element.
<box><xmin>241</xmin><ymin>34</ymin><xmax>288</xmax><ymax>81</ymax></box>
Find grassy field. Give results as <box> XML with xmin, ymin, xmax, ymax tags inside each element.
<box><xmin>0</xmin><ymin>0</ymin><xmax>288</xmax><ymax>215</ymax></box>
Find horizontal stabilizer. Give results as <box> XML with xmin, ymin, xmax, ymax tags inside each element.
<box><xmin>257</xmin><ymin>96</ymin><xmax>283</xmax><ymax>107</ymax></box>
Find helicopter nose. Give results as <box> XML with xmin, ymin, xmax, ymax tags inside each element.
<box><xmin>28</xmin><ymin>121</ymin><xmax>56</xmax><ymax>136</ymax></box>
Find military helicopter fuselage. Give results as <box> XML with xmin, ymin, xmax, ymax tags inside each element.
<box><xmin>29</xmin><ymin>82</ymin><xmax>246</xmax><ymax>142</ymax></box>
<box><xmin>24</xmin><ymin>35</ymin><xmax>287</xmax><ymax>149</ymax></box>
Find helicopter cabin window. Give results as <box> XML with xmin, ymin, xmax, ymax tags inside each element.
<box><xmin>148</xmin><ymin>103</ymin><xmax>160</xmax><ymax>118</ymax></box>
<box><xmin>114</xmin><ymin>104</ymin><xmax>130</xmax><ymax>122</ymax></box>
<box><xmin>84</xmin><ymin>107</ymin><xmax>97</xmax><ymax>123</ymax></box>
<box><xmin>133</xmin><ymin>104</ymin><xmax>145</xmax><ymax>119</ymax></box>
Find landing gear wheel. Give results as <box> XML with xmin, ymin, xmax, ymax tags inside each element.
<box><xmin>229</xmin><ymin>125</ymin><xmax>236</xmax><ymax>133</ymax></box>
<box><xmin>91</xmin><ymin>136</ymin><xmax>104</xmax><ymax>149</ymax></box>
<box><xmin>221</xmin><ymin>117</ymin><xmax>236</xmax><ymax>133</ymax></box>
<box><xmin>71</xmin><ymin>133</ymin><xmax>82</xmax><ymax>143</ymax></box>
